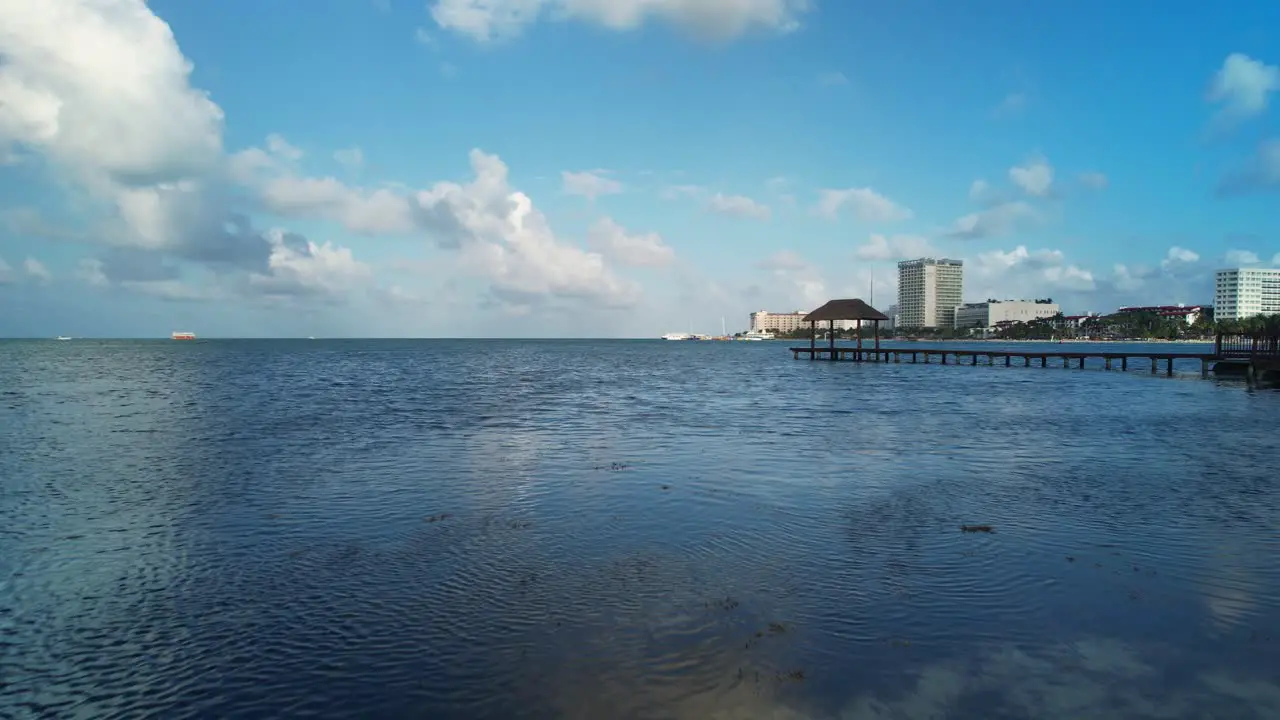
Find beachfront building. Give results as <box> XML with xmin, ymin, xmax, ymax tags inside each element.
<box><xmin>1116</xmin><ymin>304</ymin><xmax>1208</xmax><ymax>326</ymax></box>
<box><xmin>954</xmin><ymin>300</ymin><xmax>1061</xmax><ymax>330</ymax></box>
<box><xmin>1215</xmin><ymin>268</ymin><xmax>1280</xmax><ymax>321</ymax></box>
<box><xmin>884</xmin><ymin>304</ymin><xmax>899</xmax><ymax>331</ymax></box>
<box><xmin>750</xmin><ymin>310</ymin><xmax>856</xmax><ymax>333</ymax></box>
<box><xmin>896</xmin><ymin>258</ymin><xmax>964</xmax><ymax>329</ymax></box>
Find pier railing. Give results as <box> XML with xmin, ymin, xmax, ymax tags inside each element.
<box><xmin>1215</xmin><ymin>333</ymin><xmax>1280</xmax><ymax>359</ymax></box>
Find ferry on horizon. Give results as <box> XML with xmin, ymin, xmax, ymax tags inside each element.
<box><xmin>171</xmin><ymin>331</ymin><xmax>196</xmax><ymax>341</ymax></box>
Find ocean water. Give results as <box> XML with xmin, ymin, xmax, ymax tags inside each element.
<box><xmin>1</xmin><ymin>339</ymin><xmax>1278</xmax><ymax>719</ymax></box>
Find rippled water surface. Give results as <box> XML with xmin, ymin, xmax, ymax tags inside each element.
<box><xmin>2</xmin><ymin>339</ymin><xmax>1279</xmax><ymax>719</ymax></box>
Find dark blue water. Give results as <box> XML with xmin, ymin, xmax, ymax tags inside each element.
<box><xmin>2</xmin><ymin>339</ymin><xmax>1278</xmax><ymax>719</ymax></box>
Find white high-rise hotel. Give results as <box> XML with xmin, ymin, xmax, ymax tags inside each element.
<box><xmin>1215</xmin><ymin>267</ymin><xmax>1280</xmax><ymax>321</ymax></box>
<box><xmin>897</xmin><ymin>258</ymin><xmax>964</xmax><ymax>329</ymax></box>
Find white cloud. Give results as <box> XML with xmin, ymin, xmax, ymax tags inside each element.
<box><xmin>76</xmin><ymin>258</ymin><xmax>109</xmax><ymax>287</ymax></box>
<box><xmin>241</xmin><ymin>145</ymin><xmax>640</xmax><ymax>307</ymax></box>
<box><xmin>0</xmin><ymin>0</ymin><xmax>276</xmax><ymax>271</ymax></box>
<box><xmin>970</xmin><ymin>245</ymin><xmax>1096</xmax><ymax>298</ymax></box>
<box><xmin>248</xmin><ymin>229</ymin><xmax>375</xmax><ymax>297</ymax></box>
<box><xmin>1161</xmin><ymin>246</ymin><xmax>1200</xmax><ymax>269</ymax></box>
<box><xmin>429</xmin><ymin>0</ymin><xmax>811</xmax><ymax>43</ymax></box>
<box><xmin>1224</xmin><ymin>249</ymin><xmax>1260</xmax><ymax>265</ymax></box>
<box><xmin>757</xmin><ymin>250</ymin><xmax>826</xmax><ymax>308</ymax></box>
<box><xmin>968</xmin><ymin>179</ymin><xmax>991</xmax><ymax>202</ymax></box>
<box><xmin>23</xmin><ymin>257</ymin><xmax>51</xmax><ymax>284</ymax></box>
<box><xmin>854</xmin><ymin>233</ymin><xmax>935</xmax><ymax>262</ymax></box>
<box><xmin>416</xmin><ymin>150</ymin><xmax>638</xmax><ymax>306</ymax></box>
<box><xmin>261</xmin><ymin>175</ymin><xmax>418</xmax><ymax>235</ymax></box>
<box><xmin>1009</xmin><ymin>156</ymin><xmax>1053</xmax><ymax>197</ymax></box>
<box><xmin>816</xmin><ymin>187</ymin><xmax>912</xmax><ymax>223</ymax></box>
<box><xmin>265</xmin><ymin>133</ymin><xmax>303</xmax><ymax>161</ymax></box>
<box><xmin>1079</xmin><ymin>171</ymin><xmax>1108</xmax><ymax>190</ymax></box>
<box><xmin>587</xmin><ymin>217</ymin><xmax>674</xmax><ymax>267</ymax></box>
<box><xmin>561</xmin><ymin>170</ymin><xmax>623</xmax><ymax>200</ymax></box>
<box><xmin>706</xmin><ymin>192</ymin><xmax>770</xmax><ymax>221</ymax></box>
<box><xmin>949</xmin><ymin>201</ymin><xmax>1036</xmax><ymax>239</ymax></box>
<box><xmin>660</xmin><ymin>184</ymin><xmax>705</xmax><ymax>200</ymax></box>
<box><xmin>333</xmin><ymin>147</ymin><xmax>365</xmax><ymax>170</ymax></box>
<box><xmin>1207</xmin><ymin>53</ymin><xmax>1279</xmax><ymax>121</ymax></box>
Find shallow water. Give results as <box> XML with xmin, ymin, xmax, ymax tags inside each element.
<box><xmin>2</xmin><ymin>339</ymin><xmax>1278</xmax><ymax>719</ymax></box>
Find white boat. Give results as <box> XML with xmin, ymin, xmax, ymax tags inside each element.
<box><xmin>741</xmin><ymin>330</ymin><xmax>771</xmax><ymax>341</ymax></box>
<box><xmin>662</xmin><ymin>332</ymin><xmax>693</xmax><ymax>341</ymax></box>
<box><xmin>55</xmin><ymin>336</ymin><xmax>72</xmax><ymax>341</ymax></box>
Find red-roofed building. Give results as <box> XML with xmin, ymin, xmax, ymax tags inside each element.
<box><xmin>1116</xmin><ymin>305</ymin><xmax>1206</xmax><ymax>325</ymax></box>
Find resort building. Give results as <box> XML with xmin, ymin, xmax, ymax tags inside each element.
<box><xmin>896</xmin><ymin>258</ymin><xmax>964</xmax><ymax>329</ymax></box>
<box><xmin>1214</xmin><ymin>268</ymin><xmax>1280</xmax><ymax>321</ymax></box>
<box><xmin>1116</xmin><ymin>304</ymin><xmax>1208</xmax><ymax>325</ymax></box>
<box><xmin>750</xmin><ymin>310</ymin><xmax>856</xmax><ymax>333</ymax></box>
<box><xmin>954</xmin><ymin>300</ymin><xmax>1061</xmax><ymax>330</ymax></box>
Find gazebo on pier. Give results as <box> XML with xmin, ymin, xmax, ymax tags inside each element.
<box><xmin>802</xmin><ymin>298</ymin><xmax>889</xmax><ymax>361</ymax></box>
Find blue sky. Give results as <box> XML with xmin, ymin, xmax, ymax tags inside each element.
<box><xmin>1</xmin><ymin>0</ymin><xmax>1278</xmax><ymax>337</ymax></box>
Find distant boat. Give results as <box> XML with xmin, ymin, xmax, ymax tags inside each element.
<box><xmin>662</xmin><ymin>332</ymin><xmax>693</xmax><ymax>341</ymax></box>
<box><xmin>171</xmin><ymin>331</ymin><xmax>196</xmax><ymax>341</ymax></box>
<box><xmin>55</xmin><ymin>336</ymin><xmax>72</xmax><ymax>341</ymax></box>
<box><xmin>741</xmin><ymin>330</ymin><xmax>771</xmax><ymax>341</ymax></box>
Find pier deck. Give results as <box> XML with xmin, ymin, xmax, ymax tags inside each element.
<box><xmin>789</xmin><ymin>346</ymin><xmax>1219</xmax><ymax>377</ymax></box>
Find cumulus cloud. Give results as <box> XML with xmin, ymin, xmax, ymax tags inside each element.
<box><xmin>562</xmin><ymin>170</ymin><xmax>623</xmax><ymax>200</ymax></box>
<box><xmin>259</xmin><ymin>174</ymin><xmax>419</xmax><ymax>235</ymax></box>
<box><xmin>1009</xmin><ymin>156</ymin><xmax>1053</xmax><ymax>197</ymax></box>
<box><xmin>1207</xmin><ymin>53</ymin><xmax>1279</xmax><ymax>122</ymax></box>
<box><xmin>245</xmin><ymin>148</ymin><xmax>642</xmax><ymax>306</ymax></box>
<box><xmin>587</xmin><ymin>217</ymin><xmax>674</xmax><ymax>267</ymax></box>
<box><xmin>756</xmin><ymin>250</ymin><xmax>826</xmax><ymax>308</ymax></box>
<box><xmin>23</xmin><ymin>257</ymin><xmax>52</xmax><ymax>284</ymax></box>
<box><xmin>660</xmin><ymin>184</ymin><xmax>705</xmax><ymax>200</ymax></box>
<box><xmin>419</xmin><ymin>151</ymin><xmax>638</xmax><ymax>305</ymax></box>
<box><xmin>816</xmin><ymin>187</ymin><xmax>912</xmax><ymax>223</ymax></box>
<box><xmin>1217</xmin><ymin>138</ymin><xmax>1280</xmax><ymax>196</ymax></box>
<box><xmin>854</xmin><ymin>233</ymin><xmax>935</xmax><ymax>262</ymax></box>
<box><xmin>429</xmin><ymin>0</ymin><xmax>811</xmax><ymax>43</ymax></box>
<box><xmin>956</xmin><ymin>246</ymin><xmax>1098</xmax><ymax>312</ymax></box>
<box><xmin>247</xmin><ymin>230</ymin><xmax>375</xmax><ymax>298</ymax></box>
<box><xmin>1224</xmin><ymin>249</ymin><xmax>1260</xmax><ymax>265</ymax></box>
<box><xmin>706</xmin><ymin>192</ymin><xmax>771</xmax><ymax>221</ymax></box>
<box><xmin>0</xmin><ymin>0</ymin><xmax>250</xmax><ymax>261</ymax></box>
<box><xmin>0</xmin><ymin>0</ymin><xmax>290</xmax><ymax>280</ymax></box>
<box><xmin>948</xmin><ymin>201</ymin><xmax>1036</xmax><ymax>239</ymax></box>
<box><xmin>1161</xmin><ymin>246</ymin><xmax>1200</xmax><ymax>269</ymax></box>
<box><xmin>333</xmin><ymin>147</ymin><xmax>365</xmax><ymax>170</ymax></box>
<box><xmin>968</xmin><ymin>179</ymin><xmax>993</xmax><ymax>202</ymax></box>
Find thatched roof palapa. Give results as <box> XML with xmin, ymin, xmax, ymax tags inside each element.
<box><xmin>803</xmin><ymin>299</ymin><xmax>889</xmax><ymax>323</ymax></box>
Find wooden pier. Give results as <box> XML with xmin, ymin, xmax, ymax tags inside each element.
<box><xmin>785</xmin><ymin>299</ymin><xmax>1280</xmax><ymax>385</ymax></box>
<box><xmin>789</xmin><ymin>345</ymin><xmax>1218</xmax><ymax>377</ymax></box>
